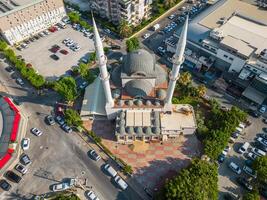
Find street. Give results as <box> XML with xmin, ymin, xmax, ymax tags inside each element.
<box><xmin>0</xmin><ymin>57</ymin><xmax>142</xmax><ymax>200</ymax></box>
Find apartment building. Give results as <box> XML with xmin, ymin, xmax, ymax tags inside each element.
<box><xmin>166</xmin><ymin>0</ymin><xmax>267</xmax><ymax>105</ymax></box>
<box><xmin>0</xmin><ymin>0</ymin><xmax>66</xmax><ymax>45</ymax></box>
<box><xmin>90</xmin><ymin>0</ymin><xmax>152</xmax><ymax>25</ymax></box>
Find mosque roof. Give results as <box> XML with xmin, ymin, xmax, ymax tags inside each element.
<box><xmin>124</xmin><ymin>79</ymin><xmax>153</xmax><ymax>97</ymax></box>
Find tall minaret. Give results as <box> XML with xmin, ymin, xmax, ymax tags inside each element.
<box><xmin>164</xmin><ymin>16</ymin><xmax>188</xmax><ymax>107</ymax></box>
<box><xmin>92</xmin><ymin>16</ymin><xmax>114</xmax><ymax>107</ymax></box>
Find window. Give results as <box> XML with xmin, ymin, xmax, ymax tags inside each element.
<box><xmin>145</xmin><ymin>137</ymin><xmax>150</xmax><ymax>140</ymax></box>
<box><xmin>229</xmin><ymin>57</ymin><xmax>234</xmax><ymax>61</ymax></box>
<box><xmin>223</xmin><ymin>55</ymin><xmax>228</xmax><ymax>58</ymax></box>
<box><xmin>119</xmin><ymin>136</ymin><xmax>124</xmax><ymax>140</ymax></box>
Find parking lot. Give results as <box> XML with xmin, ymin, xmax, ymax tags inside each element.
<box><xmin>218</xmin><ymin>115</ymin><xmax>267</xmax><ymax>199</ymax></box>
<box><xmin>15</xmin><ymin>26</ymin><xmax>95</xmax><ymax>80</ymax></box>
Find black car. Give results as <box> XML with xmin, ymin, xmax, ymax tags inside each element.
<box><xmin>20</xmin><ymin>153</ymin><xmax>31</xmax><ymax>166</ymax></box>
<box><xmin>263</xmin><ymin>127</ymin><xmax>267</xmax><ymax>133</ymax></box>
<box><xmin>258</xmin><ymin>133</ymin><xmax>267</xmax><ymax>140</ymax></box>
<box><xmin>0</xmin><ymin>179</ymin><xmax>11</xmax><ymax>191</ymax></box>
<box><xmin>255</xmin><ymin>141</ymin><xmax>267</xmax><ymax>152</ymax></box>
<box><xmin>111</xmin><ymin>45</ymin><xmax>121</xmax><ymax>50</ymax></box>
<box><xmin>46</xmin><ymin>115</ymin><xmax>55</xmax><ymax>125</ymax></box>
<box><xmin>231</xmin><ymin>131</ymin><xmax>239</xmax><ymax>139</ymax></box>
<box><xmin>236</xmin><ymin>177</ymin><xmax>253</xmax><ymax>191</ymax></box>
<box><xmin>5</xmin><ymin>171</ymin><xmax>21</xmax><ymax>183</ymax></box>
<box><xmin>218</xmin><ymin>154</ymin><xmax>226</xmax><ymax>163</ymax></box>
<box><xmin>5</xmin><ymin>67</ymin><xmax>15</xmax><ymax>73</ymax></box>
<box><xmin>50</xmin><ymin>54</ymin><xmax>60</xmax><ymax>61</ymax></box>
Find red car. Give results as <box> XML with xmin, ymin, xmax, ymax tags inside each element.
<box><xmin>60</xmin><ymin>49</ymin><xmax>69</xmax><ymax>55</ymax></box>
<box><xmin>26</xmin><ymin>63</ymin><xmax>32</xmax><ymax>68</ymax></box>
<box><xmin>50</xmin><ymin>46</ymin><xmax>60</xmax><ymax>53</ymax></box>
<box><xmin>48</xmin><ymin>26</ymin><xmax>57</xmax><ymax>32</ymax></box>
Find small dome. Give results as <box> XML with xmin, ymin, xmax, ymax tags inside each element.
<box><xmin>123</xmin><ymin>49</ymin><xmax>155</xmax><ymax>76</ymax></box>
<box><xmin>126</xmin><ymin>100</ymin><xmax>133</xmax><ymax>106</ymax></box>
<box><xmin>112</xmin><ymin>89</ymin><xmax>121</xmax><ymax>99</ymax></box>
<box><xmin>135</xmin><ymin>99</ymin><xmax>143</xmax><ymax>106</ymax></box>
<box><xmin>120</xmin><ymin>111</ymin><xmax>125</xmax><ymax>118</ymax></box>
<box><xmin>145</xmin><ymin>100</ymin><xmax>152</xmax><ymax>106</ymax></box>
<box><xmin>124</xmin><ymin>80</ymin><xmax>153</xmax><ymax>97</ymax></box>
<box><xmin>144</xmin><ymin>127</ymin><xmax>152</xmax><ymax>134</ymax></box>
<box><xmin>156</xmin><ymin>89</ymin><xmax>167</xmax><ymax>100</ymax></box>
<box><xmin>119</xmin><ymin>127</ymin><xmax>125</xmax><ymax>134</ymax></box>
<box><xmin>152</xmin><ymin>127</ymin><xmax>161</xmax><ymax>134</ymax></box>
<box><xmin>126</xmin><ymin>126</ymin><xmax>134</xmax><ymax>134</ymax></box>
<box><xmin>118</xmin><ymin>100</ymin><xmax>124</xmax><ymax>106</ymax></box>
<box><xmin>135</xmin><ymin>127</ymin><xmax>143</xmax><ymax>134</ymax></box>
<box><xmin>154</xmin><ymin>100</ymin><xmax>161</xmax><ymax>106</ymax></box>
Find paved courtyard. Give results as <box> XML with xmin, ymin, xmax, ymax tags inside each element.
<box><xmin>88</xmin><ymin>120</ymin><xmax>202</xmax><ymax>189</ymax></box>
<box><xmin>15</xmin><ymin>26</ymin><xmax>95</xmax><ymax>80</ymax></box>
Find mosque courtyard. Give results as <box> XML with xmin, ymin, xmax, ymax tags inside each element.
<box><xmin>84</xmin><ymin>120</ymin><xmax>202</xmax><ymax>189</ymax></box>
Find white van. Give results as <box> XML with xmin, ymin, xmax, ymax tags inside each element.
<box><xmin>229</xmin><ymin>162</ymin><xmax>241</xmax><ymax>174</ymax></box>
<box><xmin>238</xmin><ymin>142</ymin><xmax>249</xmax><ymax>154</ymax></box>
<box><xmin>104</xmin><ymin>164</ymin><xmax>117</xmax><ymax>177</ymax></box>
<box><xmin>114</xmin><ymin>176</ymin><xmax>128</xmax><ymax>190</ymax></box>
<box><xmin>238</xmin><ymin>123</ymin><xmax>245</xmax><ymax>130</ymax></box>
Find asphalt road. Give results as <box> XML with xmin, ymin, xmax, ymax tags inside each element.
<box><xmin>0</xmin><ymin>57</ymin><xmax>141</xmax><ymax>200</ymax></box>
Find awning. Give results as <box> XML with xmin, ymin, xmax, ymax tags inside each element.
<box><xmin>242</xmin><ymin>86</ymin><xmax>267</xmax><ymax>105</ymax></box>
<box><xmin>80</xmin><ymin>77</ymin><xmax>107</xmax><ymax>118</ymax></box>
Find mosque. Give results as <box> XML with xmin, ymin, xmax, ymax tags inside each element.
<box><xmin>80</xmin><ymin>17</ymin><xmax>197</xmax><ymax>144</ymax></box>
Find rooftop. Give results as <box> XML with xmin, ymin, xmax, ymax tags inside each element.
<box><xmin>0</xmin><ymin>0</ymin><xmax>44</xmax><ymax>17</ymax></box>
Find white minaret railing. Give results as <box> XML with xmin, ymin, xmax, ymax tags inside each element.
<box><xmin>165</xmin><ymin>16</ymin><xmax>189</xmax><ymax>106</ymax></box>
<box><xmin>92</xmin><ymin>16</ymin><xmax>114</xmax><ymax>107</ymax></box>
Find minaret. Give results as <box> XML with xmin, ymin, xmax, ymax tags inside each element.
<box><xmin>92</xmin><ymin>16</ymin><xmax>114</xmax><ymax>107</ymax></box>
<box><xmin>164</xmin><ymin>16</ymin><xmax>188</xmax><ymax>107</ymax></box>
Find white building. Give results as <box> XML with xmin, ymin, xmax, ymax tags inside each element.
<box><xmin>89</xmin><ymin>0</ymin><xmax>152</xmax><ymax>25</ymax></box>
<box><xmin>80</xmin><ymin>16</ymin><xmax>197</xmax><ymax>143</ymax></box>
<box><xmin>166</xmin><ymin>0</ymin><xmax>267</xmax><ymax>105</ymax></box>
<box><xmin>0</xmin><ymin>0</ymin><xmax>67</xmax><ymax>45</ymax></box>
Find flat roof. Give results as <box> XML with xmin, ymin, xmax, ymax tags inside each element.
<box><xmin>126</xmin><ymin>110</ymin><xmax>151</xmax><ymax>127</ymax></box>
<box><xmin>160</xmin><ymin>104</ymin><xmax>196</xmax><ymax>133</ymax></box>
<box><xmin>220</xmin><ymin>35</ymin><xmax>255</xmax><ymax>57</ymax></box>
<box><xmin>0</xmin><ymin>0</ymin><xmax>44</xmax><ymax>17</ymax></box>
<box><xmin>199</xmin><ymin>0</ymin><xmax>267</xmax><ymax>29</ymax></box>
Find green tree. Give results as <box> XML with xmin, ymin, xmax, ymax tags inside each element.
<box><xmin>0</xmin><ymin>40</ymin><xmax>8</xmax><ymax>51</ymax></box>
<box><xmin>54</xmin><ymin>77</ymin><xmax>78</xmax><ymax>102</ymax></box>
<box><xmin>118</xmin><ymin>20</ymin><xmax>133</xmax><ymax>38</ymax></box>
<box><xmin>178</xmin><ymin>71</ymin><xmax>192</xmax><ymax>87</ymax></box>
<box><xmin>196</xmin><ymin>84</ymin><xmax>207</xmax><ymax>97</ymax></box>
<box><xmin>252</xmin><ymin>156</ymin><xmax>267</xmax><ymax>184</ymax></box>
<box><xmin>29</xmin><ymin>74</ymin><xmax>45</xmax><ymax>89</ymax></box>
<box><xmin>68</xmin><ymin>12</ymin><xmax>80</xmax><ymax>23</ymax></box>
<box><xmin>64</xmin><ymin>109</ymin><xmax>82</xmax><ymax>127</ymax></box>
<box><xmin>164</xmin><ymin>0</ymin><xmax>175</xmax><ymax>9</ymax></box>
<box><xmin>89</xmin><ymin>51</ymin><xmax>96</xmax><ymax>63</ymax></box>
<box><xmin>243</xmin><ymin>191</ymin><xmax>260</xmax><ymax>200</ymax></box>
<box><xmin>126</xmin><ymin>37</ymin><xmax>140</xmax><ymax>52</ymax></box>
<box><xmin>123</xmin><ymin>165</ymin><xmax>133</xmax><ymax>175</ymax></box>
<box><xmin>160</xmin><ymin>159</ymin><xmax>218</xmax><ymax>200</ymax></box>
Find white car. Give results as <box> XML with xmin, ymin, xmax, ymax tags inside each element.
<box><xmin>52</xmin><ymin>182</ymin><xmax>69</xmax><ymax>192</ymax></box>
<box><xmin>243</xmin><ymin>166</ymin><xmax>257</xmax><ymax>178</ymax></box>
<box><xmin>256</xmin><ymin>137</ymin><xmax>267</xmax><ymax>147</ymax></box>
<box><xmin>143</xmin><ymin>33</ymin><xmax>150</xmax><ymax>39</ymax></box>
<box><xmin>251</xmin><ymin>147</ymin><xmax>266</xmax><ymax>156</ymax></box>
<box><xmin>63</xmin><ymin>38</ymin><xmax>71</xmax><ymax>44</ymax></box>
<box><xmin>228</xmin><ymin>162</ymin><xmax>241</xmax><ymax>174</ymax></box>
<box><xmin>22</xmin><ymin>138</ymin><xmax>30</xmax><ymax>150</ymax></box>
<box><xmin>31</xmin><ymin>127</ymin><xmax>43</xmax><ymax>136</ymax></box>
<box><xmin>15</xmin><ymin>164</ymin><xmax>27</xmax><ymax>175</ymax></box>
<box><xmin>114</xmin><ymin>175</ymin><xmax>128</xmax><ymax>190</ymax></box>
<box><xmin>86</xmin><ymin>190</ymin><xmax>100</xmax><ymax>200</ymax></box>
<box><xmin>16</xmin><ymin>78</ymin><xmax>24</xmax><ymax>86</ymax></box>
<box><xmin>222</xmin><ymin>146</ymin><xmax>231</xmax><ymax>156</ymax></box>
<box><xmin>247</xmin><ymin>152</ymin><xmax>258</xmax><ymax>160</ymax></box>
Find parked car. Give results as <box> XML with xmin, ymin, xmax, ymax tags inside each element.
<box><xmin>0</xmin><ymin>179</ymin><xmax>11</xmax><ymax>191</ymax></box>
<box><xmin>236</xmin><ymin>177</ymin><xmax>253</xmax><ymax>191</ymax></box>
<box><xmin>143</xmin><ymin>33</ymin><xmax>150</xmax><ymax>39</ymax></box>
<box><xmin>89</xmin><ymin>150</ymin><xmax>101</xmax><ymax>161</ymax></box>
<box><xmin>61</xmin><ymin>124</ymin><xmax>72</xmax><ymax>133</ymax></box>
<box><xmin>218</xmin><ymin>154</ymin><xmax>226</xmax><ymax>163</ymax></box>
<box><xmin>222</xmin><ymin>146</ymin><xmax>231</xmax><ymax>155</ymax></box>
<box><xmin>85</xmin><ymin>190</ymin><xmax>100</xmax><ymax>200</ymax></box>
<box><xmin>5</xmin><ymin>171</ymin><xmax>21</xmax><ymax>183</ymax></box>
<box><xmin>46</xmin><ymin>115</ymin><xmax>55</xmax><ymax>125</ymax></box>
<box><xmin>52</xmin><ymin>178</ymin><xmax>75</xmax><ymax>192</ymax></box>
<box><xmin>5</xmin><ymin>66</ymin><xmax>15</xmax><ymax>73</ymax></box>
<box><xmin>15</xmin><ymin>164</ymin><xmax>27</xmax><ymax>175</ymax></box>
<box><xmin>60</xmin><ymin>49</ymin><xmax>69</xmax><ymax>55</ymax></box>
<box><xmin>56</xmin><ymin>116</ymin><xmax>65</xmax><ymax>125</ymax></box>
<box><xmin>168</xmin><ymin>14</ymin><xmax>175</xmax><ymax>20</ymax></box>
<box><xmin>243</xmin><ymin>166</ymin><xmax>257</xmax><ymax>178</ymax></box>
<box><xmin>22</xmin><ymin>138</ymin><xmax>30</xmax><ymax>150</ymax></box>
<box><xmin>114</xmin><ymin>175</ymin><xmax>128</xmax><ymax>190</ymax></box>
<box><xmin>259</xmin><ymin>105</ymin><xmax>266</xmax><ymax>114</ymax></box>
<box><xmin>231</xmin><ymin>131</ymin><xmax>239</xmax><ymax>139</ymax></box>
<box><xmin>104</xmin><ymin>164</ymin><xmax>117</xmax><ymax>177</ymax></box>
<box><xmin>31</xmin><ymin>127</ymin><xmax>43</xmax><ymax>136</ymax></box>
<box><xmin>256</xmin><ymin>137</ymin><xmax>267</xmax><ymax>147</ymax></box>
<box><xmin>258</xmin><ymin>133</ymin><xmax>267</xmax><ymax>140</ymax></box>
<box><xmin>238</xmin><ymin>142</ymin><xmax>249</xmax><ymax>154</ymax></box>
<box><xmin>251</xmin><ymin>147</ymin><xmax>266</xmax><ymax>156</ymax></box>
<box><xmin>79</xmin><ymin>81</ymin><xmax>88</xmax><ymax>90</ymax></box>
<box><xmin>254</xmin><ymin>141</ymin><xmax>267</xmax><ymax>152</ymax></box>
<box><xmin>20</xmin><ymin>153</ymin><xmax>31</xmax><ymax>166</ymax></box>
<box><xmin>16</xmin><ymin>78</ymin><xmax>24</xmax><ymax>86</ymax></box>
<box><xmin>229</xmin><ymin>162</ymin><xmax>241</xmax><ymax>174</ymax></box>
<box><xmin>111</xmin><ymin>45</ymin><xmax>121</xmax><ymax>50</ymax></box>
<box><xmin>247</xmin><ymin>152</ymin><xmax>258</xmax><ymax>160</ymax></box>
<box><xmin>50</xmin><ymin>54</ymin><xmax>60</xmax><ymax>61</ymax></box>
<box><xmin>104</xmin><ymin>28</ymin><xmax>111</xmax><ymax>34</ymax></box>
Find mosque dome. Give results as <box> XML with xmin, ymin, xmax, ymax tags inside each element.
<box><xmin>124</xmin><ymin>80</ymin><xmax>153</xmax><ymax>97</ymax></box>
<box><xmin>123</xmin><ymin>49</ymin><xmax>155</xmax><ymax>76</ymax></box>
<box><xmin>156</xmin><ymin>89</ymin><xmax>167</xmax><ymax>100</ymax></box>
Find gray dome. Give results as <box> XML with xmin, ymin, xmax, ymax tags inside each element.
<box><xmin>154</xmin><ymin>100</ymin><xmax>161</xmax><ymax>106</ymax></box>
<box><xmin>112</xmin><ymin>89</ymin><xmax>121</xmax><ymax>99</ymax></box>
<box><xmin>144</xmin><ymin>127</ymin><xmax>152</xmax><ymax>134</ymax></box>
<box><xmin>124</xmin><ymin>80</ymin><xmax>153</xmax><ymax>97</ymax></box>
<box><xmin>119</xmin><ymin>127</ymin><xmax>125</xmax><ymax>134</ymax></box>
<box><xmin>118</xmin><ymin>100</ymin><xmax>124</xmax><ymax>106</ymax></box>
<box><xmin>126</xmin><ymin>100</ymin><xmax>133</xmax><ymax>106</ymax></box>
<box><xmin>126</xmin><ymin>126</ymin><xmax>134</xmax><ymax>134</ymax></box>
<box><xmin>145</xmin><ymin>100</ymin><xmax>152</xmax><ymax>106</ymax></box>
<box><xmin>123</xmin><ymin>49</ymin><xmax>155</xmax><ymax>76</ymax></box>
<box><xmin>152</xmin><ymin>127</ymin><xmax>161</xmax><ymax>134</ymax></box>
<box><xmin>135</xmin><ymin>99</ymin><xmax>143</xmax><ymax>106</ymax></box>
<box><xmin>156</xmin><ymin>89</ymin><xmax>167</xmax><ymax>100</ymax></box>
<box><xmin>135</xmin><ymin>127</ymin><xmax>143</xmax><ymax>134</ymax></box>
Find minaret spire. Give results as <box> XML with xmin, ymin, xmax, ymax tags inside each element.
<box><xmin>165</xmin><ymin>16</ymin><xmax>189</xmax><ymax>106</ymax></box>
<box><xmin>92</xmin><ymin>15</ymin><xmax>114</xmax><ymax>107</ymax></box>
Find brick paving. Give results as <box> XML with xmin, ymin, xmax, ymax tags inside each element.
<box><xmin>87</xmin><ymin>120</ymin><xmax>202</xmax><ymax>189</ymax></box>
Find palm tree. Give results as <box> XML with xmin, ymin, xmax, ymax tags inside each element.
<box><xmin>196</xmin><ymin>84</ymin><xmax>207</xmax><ymax>97</ymax></box>
<box><xmin>164</xmin><ymin>0</ymin><xmax>176</xmax><ymax>9</ymax></box>
<box><xmin>118</xmin><ymin>20</ymin><xmax>133</xmax><ymax>38</ymax></box>
<box><xmin>178</xmin><ymin>71</ymin><xmax>192</xmax><ymax>86</ymax></box>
